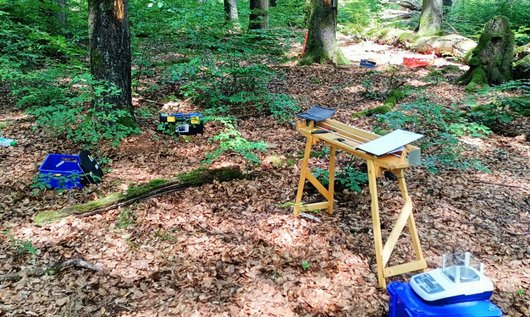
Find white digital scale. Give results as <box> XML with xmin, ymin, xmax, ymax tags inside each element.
<box><xmin>410</xmin><ymin>252</ymin><xmax>494</xmax><ymax>304</ymax></box>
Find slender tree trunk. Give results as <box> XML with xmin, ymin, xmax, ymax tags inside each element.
<box><xmin>300</xmin><ymin>0</ymin><xmax>347</xmax><ymax>65</ymax></box>
<box><xmin>55</xmin><ymin>0</ymin><xmax>66</xmax><ymax>32</ymax></box>
<box><xmin>224</xmin><ymin>0</ymin><xmax>238</xmax><ymax>21</ymax></box>
<box><xmin>88</xmin><ymin>0</ymin><xmax>134</xmax><ymax>120</ymax></box>
<box><xmin>249</xmin><ymin>0</ymin><xmax>269</xmax><ymax>30</ymax></box>
<box><xmin>418</xmin><ymin>0</ymin><xmax>443</xmax><ymax>36</ymax></box>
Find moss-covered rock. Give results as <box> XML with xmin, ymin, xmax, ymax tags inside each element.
<box><xmin>514</xmin><ymin>43</ymin><xmax>530</xmax><ymax>59</ymax></box>
<box><xmin>513</xmin><ymin>54</ymin><xmax>530</xmax><ymax>80</ymax></box>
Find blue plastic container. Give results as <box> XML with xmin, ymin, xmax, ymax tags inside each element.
<box><xmin>38</xmin><ymin>154</ymin><xmax>85</xmax><ymax>189</ymax></box>
<box><xmin>360</xmin><ymin>59</ymin><xmax>377</xmax><ymax>68</ymax></box>
<box><xmin>388</xmin><ymin>282</ymin><xmax>502</xmax><ymax>317</ymax></box>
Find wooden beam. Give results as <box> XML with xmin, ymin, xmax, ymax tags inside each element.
<box><xmin>367</xmin><ymin>160</ymin><xmax>386</xmax><ymax>288</ymax></box>
<box><xmin>293</xmin><ymin>137</ymin><xmax>314</xmax><ymax>216</ymax></box>
<box><xmin>327</xmin><ymin>146</ymin><xmax>336</xmax><ymax>215</ymax></box>
<box><xmin>306</xmin><ymin>172</ymin><xmax>330</xmax><ymax>199</ymax></box>
<box><xmin>382</xmin><ymin>200</ymin><xmax>412</xmax><ymax>266</ymax></box>
<box><xmin>384</xmin><ymin>258</ymin><xmax>427</xmax><ymax>277</ymax></box>
<box><xmin>300</xmin><ymin>201</ymin><xmax>329</xmax><ymax>212</ymax></box>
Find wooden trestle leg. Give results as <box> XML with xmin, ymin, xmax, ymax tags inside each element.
<box><xmin>294</xmin><ymin>139</ymin><xmax>336</xmax><ymax>216</ymax></box>
<box><xmin>396</xmin><ymin>170</ymin><xmax>424</xmax><ymax>262</ymax></box>
<box><xmin>293</xmin><ymin>137</ymin><xmax>314</xmax><ymax>216</ymax></box>
<box><xmin>327</xmin><ymin>146</ymin><xmax>336</xmax><ymax>215</ymax></box>
<box><xmin>366</xmin><ymin>159</ymin><xmax>386</xmax><ymax>288</ymax></box>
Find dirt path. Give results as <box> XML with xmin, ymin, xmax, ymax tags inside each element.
<box><xmin>1</xmin><ymin>42</ymin><xmax>529</xmax><ymax>316</ymax></box>
<box><xmin>339</xmin><ymin>38</ymin><xmax>465</xmax><ymax>69</ymax></box>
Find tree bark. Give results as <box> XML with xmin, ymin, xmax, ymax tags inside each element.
<box><xmin>224</xmin><ymin>0</ymin><xmax>238</xmax><ymax>21</ymax></box>
<box><xmin>418</xmin><ymin>0</ymin><xmax>443</xmax><ymax>36</ymax></box>
<box><xmin>249</xmin><ymin>0</ymin><xmax>269</xmax><ymax>30</ymax></box>
<box><xmin>300</xmin><ymin>0</ymin><xmax>347</xmax><ymax>65</ymax></box>
<box><xmin>55</xmin><ymin>0</ymin><xmax>66</xmax><ymax>32</ymax></box>
<box><xmin>89</xmin><ymin>0</ymin><xmax>134</xmax><ymax>119</ymax></box>
<box><xmin>459</xmin><ymin>16</ymin><xmax>514</xmax><ymax>91</ymax></box>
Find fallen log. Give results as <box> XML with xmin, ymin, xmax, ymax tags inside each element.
<box><xmin>352</xmin><ymin>83</ymin><xmax>408</xmax><ymax>117</ymax></box>
<box><xmin>33</xmin><ymin>166</ymin><xmax>245</xmax><ymax>225</ymax></box>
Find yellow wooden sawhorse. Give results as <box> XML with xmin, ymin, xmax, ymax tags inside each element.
<box><xmin>294</xmin><ymin>118</ymin><xmax>427</xmax><ymax>288</ymax></box>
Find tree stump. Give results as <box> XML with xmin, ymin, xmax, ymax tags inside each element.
<box><xmin>459</xmin><ymin>16</ymin><xmax>514</xmax><ymax>91</ymax></box>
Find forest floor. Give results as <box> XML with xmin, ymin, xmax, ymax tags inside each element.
<box><xmin>1</xmin><ymin>39</ymin><xmax>529</xmax><ymax>317</ymax></box>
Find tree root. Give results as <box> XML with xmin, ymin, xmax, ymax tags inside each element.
<box><xmin>0</xmin><ymin>258</ymin><xmax>102</xmax><ymax>283</ymax></box>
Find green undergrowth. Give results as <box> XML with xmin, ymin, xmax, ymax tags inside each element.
<box><xmin>374</xmin><ymin>99</ymin><xmax>491</xmax><ymax>174</ymax></box>
<box><xmin>2</xmin><ymin>1</ymin><xmax>301</xmax><ymax>166</ymax></box>
<box><xmin>133</xmin><ymin>1</ymin><xmax>300</xmax><ymax>164</ymax></box>
<box><xmin>313</xmin><ymin>163</ymin><xmax>368</xmax><ymax>193</ymax></box>
<box><xmin>466</xmin><ymin>80</ymin><xmax>530</xmax><ymax>129</ymax></box>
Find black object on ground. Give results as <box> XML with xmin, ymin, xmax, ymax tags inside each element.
<box><xmin>297</xmin><ymin>105</ymin><xmax>336</xmax><ymax>122</ymax></box>
<box><xmin>79</xmin><ymin>150</ymin><xmax>104</xmax><ymax>184</ymax></box>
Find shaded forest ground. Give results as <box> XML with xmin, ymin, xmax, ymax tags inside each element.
<box><xmin>1</xmin><ymin>40</ymin><xmax>529</xmax><ymax>317</ymax></box>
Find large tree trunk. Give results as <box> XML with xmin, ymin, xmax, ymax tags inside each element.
<box><xmin>300</xmin><ymin>0</ymin><xmax>347</xmax><ymax>65</ymax></box>
<box><xmin>459</xmin><ymin>16</ymin><xmax>514</xmax><ymax>91</ymax></box>
<box><xmin>249</xmin><ymin>0</ymin><xmax>269</xmax><ymax>30</ymax></box>
<box><xmin>89</xmin><ymin>0</ymin><xmax>134</xmax><ymax>120</ymax></box>
<box><xmin>224</xmin><ymin>0</ymin><xmax>238</xmax><ymax>21</ymax></box>
<box><xmin>418</xmin><ymin>0</ymin><xmax>443</xmax><ymax>36</ymax></box>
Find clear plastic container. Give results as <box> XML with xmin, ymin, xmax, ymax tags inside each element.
<box><xmin>442</xmin><ymin>252</ymin><xmax>483</xmax><ymax>283</ymax></box>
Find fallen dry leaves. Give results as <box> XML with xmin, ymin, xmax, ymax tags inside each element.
<box><xmin>1</xmin><ymin>41</ymin><xmax>529</xmax><ymax>317</ymax></box>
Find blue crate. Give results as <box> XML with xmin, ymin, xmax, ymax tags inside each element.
<box><xmin>388</xmin><ymin>282</ymin><xmax>502</xmax><ymax>317</ymax></box>
<box><xmin>360</xmin><ymin>59</ymin><xmax>377</xmax><ymax>68</ymax></box>
<box><xmin>38</xmin><ymin>154</ymin><xmax>85</xmax><ymax>189</ymax></box>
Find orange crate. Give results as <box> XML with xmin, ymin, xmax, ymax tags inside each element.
<box><xmin>403</xmin><ymin>56</ymin><xmax>434</xmax><ymax>68</ymax></box>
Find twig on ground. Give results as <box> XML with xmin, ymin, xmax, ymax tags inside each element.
<box><xmin>469</xmin><ymin>179</ymin><xmax>529</xmax><ymax>190</ymax></box>
<box><xmin>138</xmin><ymin>98</ymin><xmax>165</xmax><ymax>105</ymax></box>
<box><xmin>0</xmin><ymin>258</ymin><xmax>102</xmax><ymax>283</ymax></box>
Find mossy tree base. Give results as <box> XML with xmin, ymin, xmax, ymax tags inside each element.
<box><xmin>459</xmin><ymin>16</ymin><xmax>514</xmax><ymax>91</ymax></box>
<box><xmin>33</xmin><ymin>166</ymin><xmax>245</xmax><ymax>225</ymax></box>
<box><xmin>299</xmin><ymin>46</ymin><xmax>350</xmax><ymax>66</ymax></box>
<box><xmin>300</xmin><ymin>0</ymin><xmax>349</xmax><ymax>65</ymax></box>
